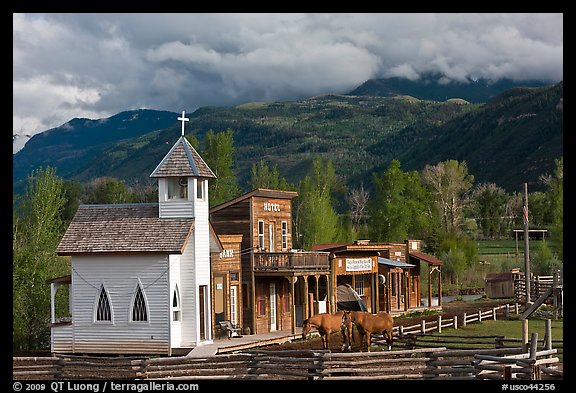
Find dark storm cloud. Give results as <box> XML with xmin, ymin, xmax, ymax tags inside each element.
<box><xmin>13</xmin><ymin>13</ymin><xmax>563</xmax><ymax>153</ymax></box>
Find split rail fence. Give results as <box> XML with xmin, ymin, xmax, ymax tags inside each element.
<box><xmin>14</xmin><ymin>304</ymin><xmax>562</xmax><ymax>380</ymax></box>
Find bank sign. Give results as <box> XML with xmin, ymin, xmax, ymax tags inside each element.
<box><xmin>345</xmin><ymin>258</ymin><xmax>373</xmax><ymax>272</ymax></box>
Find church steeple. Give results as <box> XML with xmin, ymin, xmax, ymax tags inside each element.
<box><xmin>150</xmin><ymin>111</ymin><xmax>216</xmax><ymax>219</ymax></box>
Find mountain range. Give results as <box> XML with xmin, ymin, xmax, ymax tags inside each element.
<box><xmin>13</xmin><ymin>76</ymin><xmax>563</xmax><ymax>196</ymax></box>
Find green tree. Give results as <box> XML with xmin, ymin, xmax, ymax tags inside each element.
<box><xmin>250</xmin><ymin>160</ymin><xmax>293</xmax><ymax>191</ymax></box>
<box><xmin>437</xmin><ymin>232</ymin><xmax>479</xmax><ymax>289</ymax></box>
<box><xmin>61</xmin><ymin>180</ymin><xmax>83</xmax><ymax>224</ymax></box>
<box><xmin>368</xmin><ymin>160</ymin><xmax>438</xmax><ymax>242</ymax></box>
<box><xmin>531</xmin><ymin>240</ymin><xmax>561</xmax><ymax>276</ymax></box>
<box><xmin>541</xmin><ymin>157</ymin><xmax>563</xmax><ymax>261</ymax></box>
<box><xmin>82</xmin><ymin>177</ymin><xmax>135</xmax><ymax>204</ymax></box>
<box><xmin>422</xmin><ymin>159</ymin><xmax>474</xmax><ymax>234</ymax></box>
<box><xmin>202</xmin><ymin>129</ymin><xmax>241</xmax><ymax>206</ymax></box>
<box><xmin>13</xmin><ymin>167</ymin><xmax>69</xmax><ymax>350</ymax></box>
<box><xmin>293</xmin><ymin>156</ymin><xmax>341</xmax><ymax>249</ymax></box>
<box><xmin>470</xmin><ymin>183</ymin><xmax>507</xmax><ymax>239</ymax></box>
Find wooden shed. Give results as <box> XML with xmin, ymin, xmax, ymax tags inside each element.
<box><xmin>485</xmin><ymin>271</ymin><xmax>519</xmax><ymax>299</ymax></box>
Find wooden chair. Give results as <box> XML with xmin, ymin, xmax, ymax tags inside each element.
<box><xmin>218</xmin><ymin>320</ymin><xmax>242</xmax><ymax>339</ymax></box>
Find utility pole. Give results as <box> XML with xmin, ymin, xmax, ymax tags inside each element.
<box><xmin>523</xmin><ymin>183</ymin><xmax>531</xmax><ymax>304</ymax></box>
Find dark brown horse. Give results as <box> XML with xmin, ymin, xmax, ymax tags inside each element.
<box><xmin>342</xmin><ymin>311</ymin><xmax>394</xmax><ymax>352</ymax></box>
<box><xmin>302</xmin><ymin>311</ymin><xmax>353</xmax><ymax>351</ymax></box>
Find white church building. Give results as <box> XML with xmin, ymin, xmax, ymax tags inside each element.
<box><xmin>49</xmin><ymin>112</ymin><xmax>222</xmax><ymax>355</ymax></box>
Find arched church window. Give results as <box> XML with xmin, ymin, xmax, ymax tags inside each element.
<box><xmin>131</xmin><ymin>283</ymin><xmax>149</xmax><ymax>322</ymax></box>
<box><xmin>95</xmin><ymin>284</ymin><xmax>112</xmax><ymax>322</ymax></box>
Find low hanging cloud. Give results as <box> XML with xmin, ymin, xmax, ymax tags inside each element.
<box><xmin>13</xmin><ymin>13</ymin><xmax>563</xmax><ymax>153</ymax></box>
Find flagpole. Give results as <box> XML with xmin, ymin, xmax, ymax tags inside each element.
<box><xmin>523</xmin><ymin>182</ymin><xmax>531</xmax><ymax>304</ymax></box>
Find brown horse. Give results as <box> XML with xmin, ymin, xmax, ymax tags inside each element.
<box><xmin>342</xmin><ymin>311</ymin><xmax>394</xmax><ymax>352</ymax></box>
<box><xmin>302</xmin><ymin>311</ymin><xmax>353</xmax><ymax>351</ymax></box>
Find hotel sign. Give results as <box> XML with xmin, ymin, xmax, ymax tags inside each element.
<box><xmin>345</xmin><ymin>258</ymin><xmax>373</xmax><ymax>272</ymax></box>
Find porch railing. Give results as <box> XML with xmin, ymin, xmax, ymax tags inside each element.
<box><xmin>254</xmin><ymin>251</ymin><xmax>330</xmax><ymax>271</ymax></box>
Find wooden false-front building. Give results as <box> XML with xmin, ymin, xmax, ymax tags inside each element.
<box><xmin>211</xmin><ymin>234</ymin><xmax>243</xmax><ymax>337</ymax></box>
<box><xmin>210</xmin><ymin>188</ymin><xmax>330</xmax><ymax>335</ymax></box>
<box><xmin>314</xmin><ymin>240</ymin><xmax>444</xmax><ymax>316</ymax></box>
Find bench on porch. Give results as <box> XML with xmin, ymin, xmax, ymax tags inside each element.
<box><xmin>218</xmin><ymin>320</ymin><xmax>243</xmax><ymax>339</ymax></box>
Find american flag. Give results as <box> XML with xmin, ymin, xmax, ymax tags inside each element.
<box><xmin>523</xmin><ymin>205</ymin><xmax>529</xmax><ymax>225</ymax></box>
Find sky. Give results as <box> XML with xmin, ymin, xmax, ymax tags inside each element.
<box><xmin>13</xmin><ymin>13</ymin><xmax>563</xmax><ymax>153</ymax></box>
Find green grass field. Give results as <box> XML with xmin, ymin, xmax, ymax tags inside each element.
<box><xmin>477</xmin><ymin>239</ymin><xmax>544</xmax><ymax>255</ymax></box>
<box><xmin>419</xmin><ymin>318</ymin><xmax>563</xmax><ymax>362</ymax></box>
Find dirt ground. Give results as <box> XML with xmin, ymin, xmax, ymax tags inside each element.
<box><xmin>258</xmin><ymin>298</ymin><xmax>516</xmax><ymax>352</ymax></box>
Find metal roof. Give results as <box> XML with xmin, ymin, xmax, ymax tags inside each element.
<box><xmin>378</xmin><ymin>257</ymin><xmax>415</xmax><ymax>268</ymax></box>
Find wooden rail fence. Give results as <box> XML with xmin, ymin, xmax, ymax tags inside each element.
<box><xmin>14</xmin><ymin>303</ymin><xmax>562</xmax><ymax>380</ymax></box>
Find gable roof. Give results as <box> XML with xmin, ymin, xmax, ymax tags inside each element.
<box><xmin>409</xmin><ymin>251</ymin><xmax>444</xmax><ymax>266</ymax></box>
<box><xmin>150</xmin><ymin>136</ymin><xmax>216</xmax><ymax>178</ymax></box>
<box><xmin>210</xmin><ymin>188</ymin><xmax>298</xmax><ymax>213</ymax></box>
<box><xmin>56</xmin><ymin>204</ymin><xmax>194</xmax><ymax>255</ymax></box>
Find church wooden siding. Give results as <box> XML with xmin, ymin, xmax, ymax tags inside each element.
<box><xmin>181</xmin><ymin>201</ymin><xmax>213</xmax><ymax>346</ymax></box>
<box><xmin>169</xmin><ymin>254</ymin><xmax>182</xmax><ymax>349</ymax></box>
<box><xmin>64</xmin><ymin>254</ymin><xmax>170</xmax><ymax>355</ymax></box>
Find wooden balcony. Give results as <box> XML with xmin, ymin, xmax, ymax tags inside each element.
<box><xmin>254</xmin><ymin>251</ymin><xmax>330</xmax><ymax>272</ymax></box>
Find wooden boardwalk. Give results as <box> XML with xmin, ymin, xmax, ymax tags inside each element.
<box><xmin>185</xmin><ymin>328</ymin><xmax>305</xmax><ymax>357</ymax></box>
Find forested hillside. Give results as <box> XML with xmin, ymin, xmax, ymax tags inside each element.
<box><xmin>13</xmin><ymin>82</ymin><xmax>562</xmax><ymax>195</ymax></box>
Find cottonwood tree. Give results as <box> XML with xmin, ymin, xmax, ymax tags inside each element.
<box><xmin>13</xmin><ymin>167</ymin><xmax>69</xmax><ymax>350</ymax></box>
<box><xmin>250</xmin><ymin>160</ymin><xmax>293</xmax><ymax>191</ymax></box>
<box><xmin>293</xmin><ymin>156</ymin><xmax>341</xmax><ymax>249</ymax></box>
<box><xmin>82</xmin><ymin>177</ymin><xmax>135</xmax><ymax>204</ymax></box>
<box><xmin>369</xmin><ymin>160</ymin><xmax>438</xmax><ymax>242</ymax></box>
<box><xmin>202</xmin><ymin>129</ymin><xmax>241</xmax><ymax>207</ymax></box>
<box><xmin>470</xmin><ymin>183</ymin><xmax>507</xmax><ymax>239</ymax></box>
<box><xmin>540</xmin><ymin>157</ymin><xmax>563</xmax><ymax>261</ymax></box>
<box><xmin>347</xmin><ymin>183</ymin><xmax>370</xmax><ymax>234</ymax></box>
<box><xmin>422</xmin><ymin>160</ymin><xmax>474</xmax><ymax>234</ymax></box>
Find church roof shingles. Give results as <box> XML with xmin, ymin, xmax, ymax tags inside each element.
<box><xmin>150</xmin><ymin>136</ymin><xmax>216</xmax><ymax>178</ymax></box>
<box><xmin>56</xmin><ymin>204</ymin><xmax>194</xmax><ymax>255</ymax></box>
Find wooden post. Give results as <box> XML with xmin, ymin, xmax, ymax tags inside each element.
<box><xmin>290</xmin><ymin>276</ymin><xmax>296</xmax><ymax>335</ymax></box>
<box><xmin>478</xmin><ymin>309</ymin><xmax>482</xmax><ymax>323</ymax></box>
<box><xmin>421</xmin><ymin>319</ymin><xmax>426</xmax><ymax>334</ymax></box>
<box><xmin>531</xmin><ymin>365</ymin><xmax>542</xmax><ymax>380</ymax></box>
<box><xmin>505</xmin><ymin>304</ymin><xmax>510</xmax><ymax>318</ymax></box>
<box><xmin>454</xmin><ymin>315</ymin><xmax>458</xmax><ymax>330</ymax></box>
<box><xmin>463</xmin><ymin>313</ymin><xmax>467</xmax><ymax>327</ymax></box>
<box><xmin>437</xmin><ymin>315</ymin><xmax>442</xmax><ymax>333</ymax></box>
<box><xmin>399</xmin><ymin>325</ymin><xmax>404</xmax><ymax>338</ymax></box>
<box><xmin>438</xmin><ymin>268</ymin><xmax>443</xmax><ymax>307</ymax></box>
<box><xmin>522</xmin><ymin>319</ymin><xmax>529</xmax><ymax>352</ymax></box>
<box><xmin>545</xmin><ymin>319</ymin><xmax>552</xmax><ymax>351</ymax></box>
<box><xmin>428</xmin><ymin>267</ymin><xmax>433</xmax><ymax>311</ymax></box>
<box><xmin>303</xmin><ymin>276</ymin><xmax>309</xmax><ymax>319</ymax></box>
<box><xmin>553</xmin><ymin>271</ymin><xmax>559</xmax><ymax>320</ymax></box>
<box><xmin>523</xmin><ymin>183</ymin><xmax>531</xmax><ymax>304</ymax></box>
<box><xmin>492</xmin><ymin>307</ymin><xmax>497</xmax><ymax>320</ymax></box>
<box><xmin>504</xmin><ymin>365</ymin><xmax>512</xmax><ymax>380</ymax></box>
<box><xmin>529</xmin><ymin>332</ymin><xmax>538</xmax><ymax>360</ymax></box>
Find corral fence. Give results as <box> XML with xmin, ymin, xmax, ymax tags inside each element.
<box><xmin>13</xmin><ymin>343</ymin><xmax>561</xmax><ymax>380</ymax></box>
<box><xmin>14</xmin><ymin>304</ymin><xmax>562</xmax><ymax>380</ymax></box>
<box><xmin>515</xmin><ymin>271</ymin><xmax>563</xmax><ymax>306</ymax></box>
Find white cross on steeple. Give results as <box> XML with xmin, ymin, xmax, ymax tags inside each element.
<box><xmin>178</xmin><ymin>111</ymin><xmax>189</xmax><ymax>136</ymax></box>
